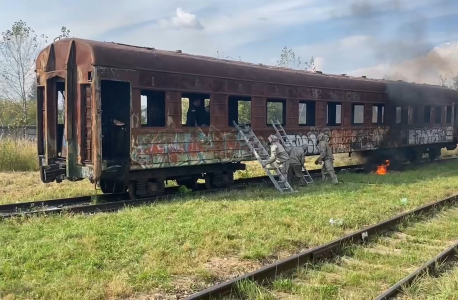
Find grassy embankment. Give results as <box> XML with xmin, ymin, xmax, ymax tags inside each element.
<box><xmin>238</xmin><ymin>204</ymin><xmax>458</xmax><ymax>299</ymax></box>
<box><xmin>0</xmin><ymin>137</ymin><xmax>364</xmax><ymax>205</ymax></box>
<box><xmin>1</xmin><ymin>146</ymin><xmax>458</xmax><ymax>299</ymax></box>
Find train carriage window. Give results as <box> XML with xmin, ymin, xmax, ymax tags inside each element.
<box><xmin>327</xmin><ymin>102</ymin><xmax>341</xmax><ymax>126</ymax></box>
<box><xmin>372</xmin><ymin>104</ymin><xmax>385</xmax><ymax>124</ymax></box>
<box><xmin>228</xmin><ymin>96</ymin><xmax>251</xmax><ymax>126</ymax></box>
<box><xmin>424</xmin><ymin>106</ymin><xmax>431</xmax><ymax>123</ymax></box>
<box><xmin>299</xmin><ymin>101</ymin><xmax>316</xmax><ymax>126</ymax></box>
<box><xmin>396</xmin><ymin>106</ymin><xmax>402</xmax><ymax>124</ymax></box>
<box><xmin>141</xmin><ymin>90</ymin><xmax>165</xmax><ymax>127</ymax></box>
<box><xmin>446</xmin><ymin>106</ymin><xmax>452</xmax><ymax>123</ymax></box>
<box><xmin>267</xmin><ymin>99</ymin><xmax>285</xmax><ymax>125</ymax></box>
<box><xmin>408</xmin><ymin>106</ymin><xmax>419</xmax><ymax>124</ymax></box>
<box><xmin>182</xmin><ymin>93</ymin><xmax>210</xmax><ymax>127</ymax></box>
<box><xmin>352</xmin><ymin>104</ymin><xmax>364</xmax><ymax>125</ymax></box>
<box><xmin>435</xmin><ymin>106</ymin><xmax>442</xmax><ymax>123</ymax></box>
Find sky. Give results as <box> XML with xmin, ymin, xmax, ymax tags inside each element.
<box><xmin>1</xmin><ymin>0</ymin><xmax>457</xmax><ymax>85</ymax></box>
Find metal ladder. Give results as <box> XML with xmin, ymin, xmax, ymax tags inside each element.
<box><xmin>233</xmin><ymin>121</ymin><xmax>295</xmax><ymax>193</ymax></box>
<box><xmin>271</xmin><ymin>119</ymin><xmax>314</xmax><ymax>185</ymax></box>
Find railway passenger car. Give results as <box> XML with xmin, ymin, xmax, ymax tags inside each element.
<box><xmin>35</xmin><ymin>38</ymin><xmax>458</xmax><ymax>197</ymax></box>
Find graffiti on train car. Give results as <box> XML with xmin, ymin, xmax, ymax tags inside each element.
<box><xmin>130</xmin><ymin>126</ymin><xmax>255</xmax><ymax>169</ymax></box>
<box><xmin>408</xmin><ymin>126</ymin><xmax>454</xmax><ymax>145</ymax></box>
<box><xmin>130</xmin><ymin>126</ymin><xmax>394</xmax><ymax>169</ymax></box>
<box><xmin>287</xmin><ymin>127</ymin><xmax>388</xmax><ymax>154</ymax></box>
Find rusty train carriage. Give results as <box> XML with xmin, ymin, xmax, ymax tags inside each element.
<box><xmin>35</xmin><ymin>38</ymin><xmax>458</xmax><ymax>196</ymax></box>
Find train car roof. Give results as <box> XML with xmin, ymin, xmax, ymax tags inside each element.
<box><xmin>40</xmin><ymin>38</ymin><xmax>458</xmax><ymax>102</ymax></box>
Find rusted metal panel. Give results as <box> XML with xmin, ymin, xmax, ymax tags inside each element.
<box><xmin>131</xmin><ymin>88</ymin><xmax>141</xmax><ymax>129</ymax></box>
<box><xmin>65</xmin><ymin>40</ymin><xmax>78</xmax><ymax>177</ymax></box>
<box><xmin>315</xmin><ymin>101</ymin><xmax>326</xmax><ymax>127</ymax></box>
<box><xmin>91</xmin><ymin>69</ymin><xmax>101</xmax><ymax>181</ymax></box>
<box><xmin>210</xmin><ymin>94</ymin><xmax>227</xmax><ymax>128</ymax></box>
<box><xmin>37</xmin><ymin>87</ymin><xmax>45</xmax><ymax>156</ymax></box>
<box><xmin>181</xmin><ymin>76</ymin><xmax>212</xmax><ymax>91</ymax></box>
<box><xmin>342</xmin><ymin>102</ymin><xmax>351</xmax><ymax>127</ymax></box>
<box><xmin>44</xmin><ymin>78</ymin><xmax>57</xmax><ymax>163</ymax></box>
<box><xmin>166</xmin><ymin>91</ymin><xmax>181</xmax><ymax>127</ymax></box>
<box><xmin>286</xmin><ymin>99</ymin><xmax>298</xmax><ymax>127</ymax></box>
<box><xmin>364</xmin><ymin>103</ymin><xmax>373</xmax><ymax>126</ymax></box>
<box><xmin>251</xmin><ymin>97</ymin><xmax>266</xmax><ymax>128</ymax></box>
<box><xmin>81</xmin><ymin>84</ymin><xmax>92</xmax><ymax>163</ymax></box>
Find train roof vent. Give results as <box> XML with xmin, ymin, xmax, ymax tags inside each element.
<box><xmin>176</xmin><ymin>50</ymin><xmax>182</xmax><ymax>53</ymax></box>
<box><xmin>341</xmin><ymin>73</ymin><xmax>347</xmax><ymax>76</ymax></box>
<box><xmin>316</xmin><ymin>71</ymin><xmax>323</xmax><ymax>74</ymax></box>
<box><xmin>362</xmin><ymin>76</ymin><xmax>366</xmax><ymax>78</ymax></box>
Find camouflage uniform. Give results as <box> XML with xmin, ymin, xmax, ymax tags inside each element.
<box><xmin>287</xmin><ymin>144</ymin><xmax>308</xmax><ymax>185</ymax></box>
<box><xmin>262</xmin><ymin>135</ymin><xmax>289</xmax><ymax>179</ymax></box>
<box><xmin>315</xmin><ymin>133</ymin><xmax>338</xmax><ymax>184</ymax></box>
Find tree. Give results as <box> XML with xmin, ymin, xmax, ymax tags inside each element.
<box><xmin>438</xmin><ymin>73</ymin><xmax>458</xmax><ymax>90</ymax></box>
<box><xmin>276</xmin><ymin>46</ymin><xmax>316</xmax><ymax>72</ymax></box>
<box><xmin>0</xmin><ymin>21</ymin><xmax>70</xmax><ymax>126</ymax></box>
<box><xmin>0</xmin><ymin>20</ymin><xmax>48</xmax><ymax>126</ymax></box>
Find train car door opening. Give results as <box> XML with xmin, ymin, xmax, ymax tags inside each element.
<box><xmin>100</xmin><ymin>80</ymin><xmax>131</xmax><ymax>163</ymax></box>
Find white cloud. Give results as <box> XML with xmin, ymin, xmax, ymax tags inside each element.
<box><xmin>160</xmin><ymin>7</ymin><xmax>204</xmax><ymax>30</ymax></box>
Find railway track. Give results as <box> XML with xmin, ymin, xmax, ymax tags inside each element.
<box><xmin>1</xmin><ymin>156</ymin><xmax>455</xmax><ymax>219</ymax></box>
<box><xmin>0</xmin><ymin>163</ymin><xmax>366</xmax><ymax>219</ymax></box>
<box><xmin>184</xmin><ymin>193</ymin><xmax>458</xmax><ymax>300</ymax></box>
<box><xmin>374</xmin><ymin>239</ymin><xmax>458</xmax><ymax>300</ymax></box>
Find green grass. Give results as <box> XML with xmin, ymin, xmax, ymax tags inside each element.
<box><xmin>398</xmin><ymin>264</ymin><xmax>458</xmax><ymax>300</ymax></box>
<box><xmin>264</xmin><ymin>205</ymin><xmax>458</xmax><ymax>299</ymax></box>
<box><xmin>0</xmin><ymin>138</ymin><xmax>38</xmax><ymax>172</ymax></box>
<box><xmin>1</xmin><ymin>160</ymin><xmax>458</xmax><ymax>299</ymax></box>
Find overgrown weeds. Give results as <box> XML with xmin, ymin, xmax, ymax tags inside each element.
<box><xmin>0</xmin><ymin>137</ymin><xmax>37</xmax><ymax>172</ymax></box>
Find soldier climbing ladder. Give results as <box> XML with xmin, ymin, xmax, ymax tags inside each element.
<box><xmin>271</xmin><ymin>119</ymin><xmax>314</xmax><ymax>185</ymax></box>
<box><xmin>233</xmin><ymin>121</ymin><xmax>295</xmax><ymax>193</ymax></box>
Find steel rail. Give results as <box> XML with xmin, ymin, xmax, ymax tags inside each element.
<box><xmin>184</xmin><ymin>194</ymin><xmax>458</xmax><ymax>300</ymax></box>
<box><xmin>374</xmin><ymin>240</ymin><xmax>458</xmax><ymax>300</ymax></box>
<box><xmin>1</xmin><ymin>156</ymin><xmax>454</xmax><ymax>219</ymax></box>
<box><xmin>0</xmin><ymin>164</ymin><xmax>366</xmax><ymax>218</ymax></box>
<box><xmin>0</xmin><ymin>181</ymin><xmax>271</xmax><ymax>219</ymax></box>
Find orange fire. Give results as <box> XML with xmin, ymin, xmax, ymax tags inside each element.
<box><xmin>375</xmin><ymin>160</ymin><xmax>390</xmax><ymax>175</ymax></box>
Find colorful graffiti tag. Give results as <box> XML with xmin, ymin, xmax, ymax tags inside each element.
<box><xmin>130</xmin><ymin>125</ymin><xmax>453</xmax><ymax>169</ymax></box>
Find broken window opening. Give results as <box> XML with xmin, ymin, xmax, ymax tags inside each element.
<box><xmin>267</xmin><ymin>99</ymin><xmax>286</xmax><ymax>125</ymax></box>
<box><xmin>446</xmin><ymin>106</ymin><xmax>452</xmax><ymax>123</ymax></box>
<box><xmin>299</xmin><ymin>101</ymin><xmax>316</xmax><ymax>126</ymax></box>
<box><xmin>408</xmin><ymin>105</ymin><xmax>419</xmax><ymax>124</ymax></box>
<box><xmin>326</xmin><ymin>102</ymin><xmax>341</xmax><ymax>126</ymax></box>
<box><xmin>372</xmin><ymin>104</ymin><xmax>385</xmax><ymax>125</ymax></box>
<box><xmin>228</xmin><ymin>96</ymin><xmax>251</xmax><ymax>126</ymax></box>
<box><xmin>182</xmin><ymin>93</ymin><xmax>210</xmax><ymax>127</ymax></box>
<box><xmin>424</xmin><ymin>106</ymin><xmax>431</xmax><ymax>124</ymax></box>
<box><xmin>434</xmin><ymin>106</ymin><xmax>442</xmax><ymax>124</ymax></box>
<box><xmin>141</xmin><ymin>90</ymin><xmax>166</xmax><ymax>127</ymax></box>
<box><xmin>352</xmin><ymin>104</ymin><xmax>364</xmax><ymax>125</ymax></box>
<box><xmin>395</xmin><ymin>106</ymin><xmax>402</xmax><ymax>124</ymax></box>
<box><xmin>56</xmin><ymin>81</ymin><xmax>65</xmax><ymax>125</ymax></box>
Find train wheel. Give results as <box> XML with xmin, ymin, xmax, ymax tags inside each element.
<box><xmin>221</xmin><ymin>171</ymin><xmax>234</xmax><ymax>187</ymax></box>
<box><xmin>146</xmin><ymin>180</ymin><xmax>165</xmax><ymax>197</ymax></box>
<box><xmin>128</xmin><ymin>180</ymin><xmax>165</xmax><ymax>199</ymax></box>
<box><xmin>99</xmin><ymin>179</ymin><xmax>126</xmax><ymax>194</ymax></box>
<box><xmin>205</xmin><ymin>172</ymin><xmax>233</xmax><ymax>190</ymax></box>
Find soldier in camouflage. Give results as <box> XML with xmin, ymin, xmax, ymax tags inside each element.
<box><xmin>287</xmin><ymin>143</ymin><xmax>308</xmax><ymax>186</ymax></box>
<box><xmin>315</xmin><ymin>133</ymin><xmax>339</xmax><ymax>184</ymax></box>
<box><xmin>262</xmin><ymin>135</ymin><xmax>289</xmax><ymax>179</ymax></box>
